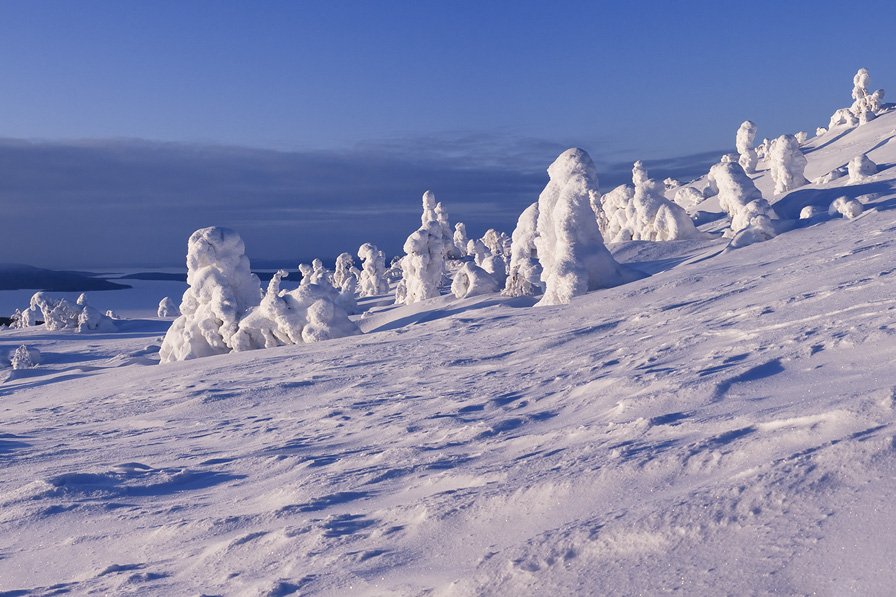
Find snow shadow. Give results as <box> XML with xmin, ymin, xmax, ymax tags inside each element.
<box><xmin>773</xmin><ymin>181</ymin><xmax>894</xmax><ymax>219</ymax></box>
<box><xmin>0</xmin><ymin>433</ymin><xmax>30</xmax><ymax>456</ymax></box>
<box><xmin>711</xmin><ymin>358</ymin><xmax>785</xmax><ymax>401</ymax></box>
<box><xmin>46</xmin><ymin>463</ymin><xmax>244</xmax><ymax>500</ymax></box>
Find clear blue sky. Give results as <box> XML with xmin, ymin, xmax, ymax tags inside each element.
<box><xmin>2</xmin><ymin>0</ymin><xmax>896</xmax><ymax>267</ymax></box>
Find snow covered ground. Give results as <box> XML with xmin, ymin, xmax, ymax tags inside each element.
<box><xmin>3</xmin><ymin>111</ymin><xmax>896</xmax><ymax>595</ymax></box>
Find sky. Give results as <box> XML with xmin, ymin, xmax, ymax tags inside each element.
<box><xmin>2</xmin><ymin>0</ymin><xmax>896</xmax><ymax>268</ymax></box>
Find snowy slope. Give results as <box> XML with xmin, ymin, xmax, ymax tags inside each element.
<box><xmin>3</xmin><ymin>112</ymin><xmax>896</xmax><ymax>595</ymax></box>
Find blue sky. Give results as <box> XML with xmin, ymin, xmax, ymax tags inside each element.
<box><xmin>2</xmin><ymin>0</ymin><xmax>896</xmax><ymax>267</ymax></box>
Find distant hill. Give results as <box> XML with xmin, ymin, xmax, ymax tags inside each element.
<box><xmin>0</xmin><ymin>263</ymin><xmax>131</xmax><ymax>291</ymax></box>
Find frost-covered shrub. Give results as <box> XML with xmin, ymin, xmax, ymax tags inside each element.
<box><xmin>829</xmin><ymin>108</ymin><xmax>859</xmax><ymax>129</ymax></box>
<box><xmin>847</xmin><ymin>154</ymin><xmax>877</xmax><ymax>183</ymax></box>
<box><xmin>816</xmin><ymin>127</ymin><xmax>827</xmax><ymax>137</ymax></box>
<box><xmin>397</xmin><ymin>221</ymin><xmax>446</xmax><ymax>304</ymax></box>
<box><xmin>663</xmin><ymin>177</ymin><xmax>681</xmax><ymax>190</ymax></box>
<box><xmin>158</xmin><ymin>296</ymin><xmax>180</xmax><ymax>318</ymax></box>
<box><xmin>357</xmin><ymin>243</ymin><xmax>389</xmax><ymax>297</ymax></box>
<box><xmin>795</xmin><ymin>131</ymin><xmax>808</xmax><ymax>144</ymax></box>
<box><xmin>735</xmin><ymin>120</ymin><xmax>758</xmax><ymax>174</ymax></box>
<box><xmin>451</xmin><ymin>262</ymin><xmax>500</xmax><ymax>299</ymax></box>
<box><xmin>230</xmin><ymin>270</ymin><xmax>358</xmax><ymax>350</ymax></box>
<box><xmin>769</xmin><ymin>135</ymin><xmax>808</xmax><ymax>194</ymax></box>
<box><xmin>28</xmin><ymin>292</ymin><xmax>79</xmax><ymax>331</ymax></box>
<box><xmin>159</xmin><ymin>227</ymin><xmax>262</xmax><ymax>363</ymax></box>
<box><xmin>707</xmin><ymin>161</ymin><xmax>775</xmax><ymax>238</ymax></box>
<box><xmin>76</xmin><ymin>293</ymin><xmax>116</xmax><ymax>333</ymax></box>
<box><xmin>755</xmin><ymin>138</ymin><xmax>771</xmax><ymax>160</ymax></box>
<box><xmin>504</xmin><ymin>202</ymin><xmax>544</xmax><ymax>297</ymax></box>
<box><xmin>673</xmin><ymin>186</ymin><xmax>704</xmax><ymax>211</ymax></box>
<box><xmin>829</xmin><ymin>196</ymin><xmax>864</xmax><ymax>219</ymax></box>
<box><xmin>298</xmin><ymin>263</ymin><xmax>314</xmax><ymax>286</ymax></box>
<box><xmin>534</xmin><ymin>148</ymin><xmax>628</xmax><ymax>306</ymax></box>
<box><xmin>10</xmin><ymin>345</ymin><xmax>40</xmax><ymax>370</ymax></box>
<box><xmin>309</xmin><ymin>259</ymin><xmax>330</xmax><ymax>285</ymax></box>
<box><xmin>481</xmin><ymin>228</ymin><xmax>511</xmax><ymax>258</ymax></box>
<box><xmin>599</xmin><ymin>162</ymin><xmax>698</xmax><ymax>242</ymax></box>
<box><xmin>453</xmin><ymin>223</ymin><xmax>469</xmax><ymax>256</ymax></box>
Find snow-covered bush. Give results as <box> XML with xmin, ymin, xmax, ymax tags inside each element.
<box><xmin>158</xmin><ymin>297</ymin><xmax>180</xmax><ymax>318</ymax></box>
<box><xmin>795</xmin><ymin>131</ymin><xmax>808</xmax><ymax>144</ymax></box>
<box><xmin>159</xmin><ymin>227</ymin><xmax>262</xmax><ymax>363</ymax></box>
<box><xmin>847</xmin><ymin>154</ymin><xmax>877</xmax><ymax>183</ymax></box>
<box><xmin>298</xmin><ymin>263</ymin><xmax>313</xmax><ymax>285</ymax></box>
<box><xmin>755</xmin><ymin>138</ymin><xmax>771</xmax><ymax>160</ymax></box>
<box><xmin>663</xmin><ymin>177</ymin><xmax>681</xmax><ymax>190</ymax></box>
<box><xmin>769</xmin><ymin>135</ymin><xmax>808</xmax><ymax>194</ymax></box>
<box><xmin>480</xmin><ymin>254</ymin><xmax>507</xmax><ymax>286</ymax></box>
<box><xmin>673</xmin><ymin>187</ymin><xmax>704</xmax><ymax>211</ymax></box>
<box><xmin>829</xmin><ymin>196</ymin><xmax>864</xmax><ymax>219</ymax></box>
<box><xmin>357</xmin><ymin>243</ymin><xmax>389</xmax><ymax>297</ymax></box>
<box><xmin>451</xmin><ymin>262</ymin><xmax>500</xmax><ymax>299</ymax></box>
<box><xmin>735</xmin><ymin>120</ymin><xmax>758</xmax><ymax>174</ymax></box>
<box><xmin>466</xmin><ymin>238</ymin><xmax>490</xmax><ymax>266</ymax></box>
<box><xmin>481</xmin><ymin>228</ymin><xmax>511</xmax><ymax>258</ymax></box>
<box><xmin>816</xmin><ymin>127</ymin><xmax>827</xmax><ymax>137</ymax></box>
<box><xmin>533</xmin><ymin>148</ymin><xmax>629</xmax><ymax>306</ymax></box>
<box><xmin>504</xmin><ymin>202</ymin><xmax>544</xmax><ymax>297</ymax></box>
<box><xmin>397</xmin><ymin>221</ymin><xmax>446</xmax><ymax>304</ymax></box>
<box><xmin>309</xmin><ymin>259</ymin><xmax>330</xmax><ymax>285</ymax></box>
<box><xmin>800</xmin><ymin>205</ymin><xmax>823</xmax><ymax>219</ymax></box>
<box><xmin>10</xmin><ymin>345</ymin><xmax>40</xmax><ymax>370</ymax></box>
<box><xmin>453</xmin><ymin>223</ymin><xmax>469</xmax><ymax>256</ymax></box>
<box><xmin>230</xmin><ymin>270</ymin><xmax>358</xmax><ymax>350</ymax></box>
<box><xmin>829</xmin><ymin>68</ymin><xmax>885</xmax><ymax>128</ymax></box>
<box><xmin>28</xmin><ymin>292</ymin><xmax>79</xmax><ymax>331</ymax></box>
<box><xmin>333</xmin><ymin>252</ymin><xmax>358</xmax><ymax>291</ymax></box>
<box><xmin>434</xmin><ymin>200</ymin><xmax>460</xmax><ymax>258</ymax></box>
<box><xmin>75</xmin><ymin>293</ymin><xmax>116</xmax><ymax>333</ymax></box>
<box><xmin>599</xmin><ymin>162</ymin><xmax>698</xmax><ymax>242</ymax></box>
<box><xmin>707</xmin><ymin>161</ymin><xmax>775</xmax><ymax>239</ymax></box>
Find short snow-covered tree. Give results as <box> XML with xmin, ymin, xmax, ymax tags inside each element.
<box><xmin>533</xmin><ymin>148</ymin><xmax>629</xmax><ymax>306</ymax></box>
<box><xmin>398</xmin><ymin>221</ymin><xmax>446</xmax><ymax>304</ymax></box>
<box><xmin>309</xmin><ymin>258</ymin><xmax>330</xmax><ymax>285</ymax></box>
<box><xmin>298</xmin><ymin>263</ymin><xmax>314</xmax><ymax>286</ymax></box>
<box><xmin>75</xmin><ymin>293</ymin><xmax>116</xmax><ymax>333</ymax></box>
<box><xmin>357</xmin><ymin>243</ymin><xmax>389</xmax><ymax>297</ymax></box>
<box><xmin>599</xmin><ymin>162</ymin><xmax>699</xmax><ymax>242</ymax></box>
<box><xmin>159</xmin><ymin>227</ymin><xmax>262</xmax><ymax>363</ymax></box>
<box><xmin>847</xmin><ymin>153</ymin><xmax>877</xmax><ymax>183</ymax></box>
<box><xmin>736</xmin><ymin>120</ymin><xmax>758</xmax><ymax>174</ymax></box>
<box><xmin>28</xmin><ymin>292</ymin><xmax>79</xmax><ymax>331</ymax></box>
<box><xmin>707</xmin><ymin>161</ymin><xmax>776</xmax><ymax>244</ymax></box>
<box><xmin>795</xmin><ymin>131</ymin><xmax>808</xmax><ymax>144</ymax></box>
<box><xmin>466</xmin><ymin>238</ymin><xmax>490</xmax><ymax>266</ymax></box>
<box><xmin>333</xmin><ymin>252</ymin><xmax>357</xmax><ymax>291</ymax></box>
<box><xmin>158</xmin><ymin>296</ymin><xmax>180</xmax><ymax>318</ymax></box>
<box><xmin>10</xmin><ymin>345</ymin><xmax>40</xmax><ymax>370</ymax></box>
<box><xmin>769</xmin><ymin>134</ymin><xmax>808</xmax><ymax>194</ymax></box>
<box><xmin>830</xmin><ymin>68</ymin><xmax>885</xmax><ymax>128</ymax></box>
<box><xmin>503</xmin><ymin>202</ymin><xmax>544</xmax><ymax>297</ymax></box>
<box><xmin>672</xmin><ymin>186</ymin><xmax>704</xmax><ymax>211</ymax></box>
<box><xmin>453</xmin><ymin>222</ymin><xmax>469</xmax><ymax>256</ymax></box>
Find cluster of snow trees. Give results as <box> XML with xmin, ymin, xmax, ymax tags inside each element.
<box><xmin>153</xmin><ymin>66</ymin><xmax>888</xmax><ymax>362</ymax></box>
<box><xmin>9</xmin><ymin>292</ymin><xmax>117</xmax><ymax>333</ymax></box>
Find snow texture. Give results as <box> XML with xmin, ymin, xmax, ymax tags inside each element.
<box><xmin>534</xmin><ymin>148</ymin><xmax>629</xmax><ymax>306</ymax></box>
<box><xmin>159</xmin><ymin>227</ymin><xmax>262</xmax><ymax>363</ymax></box>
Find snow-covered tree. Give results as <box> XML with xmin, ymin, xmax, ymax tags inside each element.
<box><xmin>158</xmin><ymin>297</ymin><xmax>180</xmax><ymax>318</ymax></box>
<box><xmin>847</xmin><ymin>154</ymin><xmax>877</xmax><ymax>183</ymax></box>
<box><xmin>768</xmin><ymin>134</ymin><xmax>808</xmax><ymax>194</ymax></box>
<box><xmin>451</xmin><ymin>262</ymin><xmax>500</xmax><ymax>299</ymax></box>
<box><xmin>663</xmin><ymin>177</ymin><xmax>681</xmax><ymax>190</ymax></box>
<box><xmin>309</xmin><ymin>258</ymin><xmax>330</xmax><ymax>285</ymax></box>
<box><xmin>159</xmin><ymin>227</ymin><xmax>262</xmax><ymax>363</ymax></box>
<box><xmin>397</xmin><ymin>221</ymin><xmax>446</xmax><ymax>305</ymax></box>
<box><xmin>27</xmin><ymin>292</ymin><xmax>79</xmax><ymax>331</ymax></box>
<box><xmin>357</xmin><ymin>243</ymin><xmax>389</xmax><ymax>297</ymax></box>
<box><xmin>453</xmin><ymin>222</ymin><xmax>469</xmax><ymax>256</ymax></box>
<box><xmin>830</xmin><ymin>68</ymin><xmax>885</xmax><ymax>128</ymax></box>
<box><xmin>794</xmin><ymin>131</ymin><xmax>808</xmax><ymax>144</ymax></box>
<box><xmin>599</xmin><ymin>162</ymin><xmax>698</xmax><ymax>242</ymax></box>
<box><xmin>736</xmin><ymin>120</ymin><xmax>758</xmax><ymax>174</ymax></box>
<box><xmin>481</xmin><ymin>228</ymin><xmax>510</xmax><ymax>258</ymax></box>
<box><xmin>333</xmin><ymin>252</ymin><xmax>357</xmax><ymax>291</ymax></box>
<box><xmin>672</xmin><ymin>186</ymin><xmax>704</xmax><ymax>211</ymax></box>
<box><xmin>75</xmin><ymin>293</ymin><xmax>116</xmax><ymax>333</ymax></box>
<box><xmin>466</xmin><ymin>238</ymin><xmax>490</xmax><ymax>266</ymax></box>
<box><xmin>434</xmin><ymin>200</ymin><xmax>460</xmax><ymax>258</ymax></box>
<box><xmin>10</xmin><ymin>345</ymin><xmax>40</xmax><ymax>370</ymax></box>
<box><xmin>533</xmin><ymin>148</ymin><xmax>629</xmax><ymax>306</ymax></box>
<box><xmin>504</xmin><ymin>202</ymin><xmax>544</xmax><ymax>297</ymax></box>
<box><xmin>707</xmin><ymin>161</ymin><xmax>776</xmax><ymax>243</ymax></box>
<box><xmin>298</xmin><ymin>263</ymin><xmax>314</xmax><ymax>286</ymax></box>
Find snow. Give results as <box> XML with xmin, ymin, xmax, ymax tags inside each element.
<box><xmin>4</xmin><ymin>70</ymin><xmax>896</xmax><ymax>596</ymax></box>
<box><xmin>450</xmin><ymin>262</ymin><xmax>500</xmax><ymax>299</ymax></box>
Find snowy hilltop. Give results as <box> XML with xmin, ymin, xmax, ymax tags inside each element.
<box><xmin>2</xmin><ymin>68</ymin><xmax>896</xmax><ymax>595</ymax></box>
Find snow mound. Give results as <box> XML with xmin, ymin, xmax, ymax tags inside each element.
<box><xmin>157</xmin><ymin>297</ymin><xmax>180</xmax><ymax>318</ymax></box>
<box><xmin>829</xmin><ymin>196</ymin><xmax>864</xmax><ymax>219</ymax></box>
<box><xmin>848</xmin><ymin>154</ymin><xmax>877</xmax><ymax>183</ymax></box>
<box><xmin>451</xmin><ymin>262</ymin><xmax>500</xmax><ymax>299</ymax></box>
